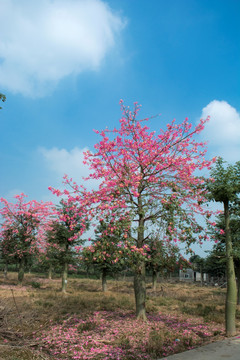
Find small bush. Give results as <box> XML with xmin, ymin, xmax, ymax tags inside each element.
<box><xmin>30</xmin><ymin>281</ymin><xmax>41</xmax><ymax>289</ymax></box>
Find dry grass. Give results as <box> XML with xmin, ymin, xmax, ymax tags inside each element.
<box><xmin>0</xmin><ymin>273</ymin><xmax>239</xmax><ymax>359</ymax></box>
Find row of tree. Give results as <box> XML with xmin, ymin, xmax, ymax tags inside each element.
<box><xmin>0</xmin><ymin>196</ymin><xmax>189</xmax><ymax>290</ymax></box>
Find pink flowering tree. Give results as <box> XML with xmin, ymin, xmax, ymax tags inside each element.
<box><xmin>0</xmin><ymin>194</ymin><xmax>53</xmax><ymax>285</ymax></box>
<box><xmin>53</xmin><ymin>101</ymin><xmax>215</xmax><ymax>319</ymax></box>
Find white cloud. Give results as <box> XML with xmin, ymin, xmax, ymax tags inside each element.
<box><xmin>39</xmin><ymin>146</ymin><xmax>100</xmax><ymax>191</ymax></box>
<box><xmin>39</xmin><ymin>146</ymin><xmax>89</xmax><ymax>181</ymax></box>
<box><xmin>0</xmin><ymin>0</ymin><xmax>125</xmax><ymax>97</ymax></box>
<box><xmin>200</xmin><ymin>100</ymin><xmax>240</xmax><ymax>162</ymax></box>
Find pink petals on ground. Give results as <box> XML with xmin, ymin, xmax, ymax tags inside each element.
<box><xmin>37</xmin><ymin>311</ymin><xmax>224</xmax><ymax>359</ymax></box>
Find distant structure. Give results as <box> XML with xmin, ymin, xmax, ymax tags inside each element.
<box><xmin>179</xmin><ymin>268</ymin><xmax>209</xmax><ymax>282</ymax></box>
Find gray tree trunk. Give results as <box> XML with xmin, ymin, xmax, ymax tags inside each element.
<box><xmin>224</xmin><ymin>200</ymin><xmax>237</xmax><ymax>336</ymax></box>
<box><xmin>102</xmin><ymin>268</ymin><xmax>107</xmax><ymax>292</ymax></box>
<box><xmin>48</xmin><ymin>263</ymin><xmax>53</xmax><ymax>280</ymax></box>
<box><xmin>128</xmin><ymin>190</ymin><xmax>148</xmax><ymax>320</ymax></box>
<box><xmin>18</xmin><ymin>257</ymin><xmax>25</xmax><ymax>285</ymax></box>
<box><xmin>134</xmin><ymin>201</ymin><xmax>147</xmax><ymax>320</ymax></box>
<box><xmin>62</xmin><ymin>261</ymin><xmax>68</xmax><ymax>293</ymax></box>
<box><xmin>134</xmin><ymin>261</ymin><xmax>146</xmax><ymax>320</ymax></box>
<box><xmin>4</xmin><ymin>262</ymin><xmax>8</xmax><ymax>279</ymax></box>
<box><xmin>152</xmin><ymin>270</ymin><xmax>158</xmax><ymax>291</ymax></box>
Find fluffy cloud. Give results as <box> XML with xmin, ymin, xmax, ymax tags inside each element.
<box><xmin>200</xmin><ymin>100</ymin><xmax>240</xmax><ymax>162</ymax></box>
<box><xmin>40</xmin><ymin>146</ymin><xmax>89</xmax><ymax>181</ymax></box>
<box><xmin>0</xmin><ymin>0</ymin><xmax>125</xmax><ymax>97</ymax></box>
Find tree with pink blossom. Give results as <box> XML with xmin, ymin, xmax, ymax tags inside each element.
<box><xmin>0</xmin><ymin>193</ymin><xmax>53</xmax><ymax>285</ymax></box>
<box><xmin>52</xmin><ymin>101</ymin><xmax>215</xmax><ymax>319</ymax></box>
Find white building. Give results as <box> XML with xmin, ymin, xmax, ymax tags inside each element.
<box><xmin>179</xmin><ymin>268</ymin><xmax>209</xmax><ymax>282</ymax></box>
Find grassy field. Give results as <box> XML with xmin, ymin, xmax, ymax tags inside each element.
<box><xmin>0</xmin><ymin>273</ymin><xmax>239</xmax><ymax>359</ymax></box>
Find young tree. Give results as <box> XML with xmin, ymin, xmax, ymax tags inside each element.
<box><xmin>189</xmin><ymin>254</ymin><xmax>206</xmax><ymax>285</ymax></box>
<box><xmin>40</xmin><ymin>222</ymin><xmax>64</xmax><ymax>280</ymax></box>
<box><xmin>46</xmin><ymin>200</ymin><xmax>88</xmax><ymax>292</ymax></box>
<box><xmin>207</xmin><ymin>158</ymin><xmax>240</xmax><ymax>336</ymax></box>
<box><xmin>204</xmin><ymin>249</ymin><xmax>226</xmax><ymax>281</ymax></box>
<box><xmin>209</xmin><ymin>212</ymin><xmax>240</xmax><ymax>302</ymax></box>
<box><xmin>0</xmin><ymin>227</ymin><xmax>17</xmax><ymax>279</ymax></box>
<box><xmin>82</xmin><ymin>217</ymin><xmax>128</xmax><ymax>292</ymax></box>
<box><xmin>146</xmin><ymin>237</ymin><xmax>184</xmax><ymax>290</ymax></box>
<box><xmin>0</xmin><ymin>194</ymin><xmax>53</xmax><ymax>284</ymax></box>
<box><xmin>52</xmin><ymin>102</ymin><xmax>215</xmax><ymax>319</ymax></box>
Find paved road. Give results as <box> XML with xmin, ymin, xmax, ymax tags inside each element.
<box><xmin>162</xmin><ymin>336</ymin><xmax>240</xmax><ymax>360</ymax></box>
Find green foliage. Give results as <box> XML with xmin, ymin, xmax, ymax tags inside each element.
<box><xmin>0</xmin><ymin>93</ymin><xmax>6</xmax><ymax>109</ymax></box>
<box><xmin>189</xmin><ymin>254</ymin><xmax>206</xmax><ymax>273</ymax></box>
<box><xmin>146</xmin><ymin>236</ymin><xmax>185</xmax><ymax>276</ymax></box>
<box><xmin>81</xmin><ymin>217</ymin><xmax>127</xmax><ymax>276</ymax></box>
<box><xmin>204</xmin><ymin>250</ymin><xmax>226</xmax><ymax>278</ymax></box>
<box><xmin>207</xmin><ymin>212</ymin><xmax>240</xmax><ymax>273</ymax></box>
<box><xmin>207</xmin><ymin>157</ymin><xmax>240</xmax><ymax>203</ymax></box>
<box><xmin>43</xmin><ymin>200</ymin><xmax>89</xmax><ymax>271</ymax></box>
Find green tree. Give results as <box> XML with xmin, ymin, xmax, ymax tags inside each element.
<box><xmin>189</xmin><ymin>254</ymin><xmax>206</xmax><ymax>285</ymax></box>
<box><xmin>146</xmin><ymin>237</ymin><xmax>183</xmax><ymax>290</ymax></box>
<box><xmin>0</xmin><ymin>227</ymin><xmax>18</xmax><ymax>279</ymax></box>
<box><xmin>204</xmin><ymin>250</ymin><xmax>226</xmax><ymax>280</ymax></box>
<box><xmin>209</xmin><ymin>213</ymin><xmax>240</xmax><ymax>303</ymax></box>
<box><xmin>207</xmin><ymin>157</ymin><xmax>240</xmax><ymax>336</ymax></box>
<box><xmin>82</xmin><ymin>218</ymin><xmax>127</xmax><ymax>292</ymax></box>
<box><xmin>0</xmin><ymin>93</ymin><xmax>6</xmax><ymax>110</ymax></box>
<box><xmin>47</xmin><ymin>201</ymin><xmax>88</xmax><ymax>292</ymax></box>
<box><xmin>42</xmin><ymin>224</ymin><xmax>65</xmax><ymax>279</ymax></box>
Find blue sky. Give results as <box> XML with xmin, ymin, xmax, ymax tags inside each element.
<box><xmin>0</xmin><ymin>0</ymin><xmax>240</xmax><ymax>255</ymax></box>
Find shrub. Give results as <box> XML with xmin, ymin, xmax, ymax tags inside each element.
<box><xmin>30</xmin><ymin>281</ymin><xmax>41</xmax><ymax>289</ymax></box>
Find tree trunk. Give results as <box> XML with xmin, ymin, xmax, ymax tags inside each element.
<box><xmin>152</xmin><ymin>270</ymin><xmax>158</xmax><ymax>291</ymax></box>
<box><xmin>48</xmin><ymin>263</ymin><xmax>53</xmax><ymax>280</ymax></box>
<box><xmin>4</xmin><ymin>262</ymin><xmax>8</xmax><ymax>280</ymax></box>
<box><xmin>18</xmin><ymin>257</ymin><xmax>25</xmax><ymax>285</ymax></box>
<box><xmin>235</xmin><ymin>265</ymin><xmax>240</xmax><ymax>306</ymax></box>
<box><xmin>224</xmin><ymin>200</ymin><xmax>237</xmax><ymax>336</ymax></box>
<box><xmin>133</xmin><ymin>195</ymin><xmax>147</xmax><ymax>320</ymax></box>
<box><xmin>62</xmin><ymin>261</ymin><xmax>68</xmax><ymax>293</ymax></box>
<box><xmin>200</xmin><ymin>264</ymin><xmax>203</xmax><ymax>286</ymax></box>
<box><xmin>134</xmin><ymin>261</ymin><xmax>146</xmax><ymax>320</ymax></box>
<box><xmin>102</xmin><ymin>268</ymin><xmax>107</xmax><ymax>292</ymax></box>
